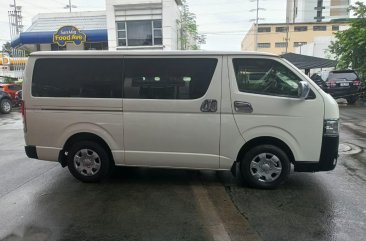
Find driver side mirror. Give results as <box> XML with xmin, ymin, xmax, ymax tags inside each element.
<box><xmin>298</xmin><ymin>81</ymin><xmax>310</xmax><ymax>99</ymax></box>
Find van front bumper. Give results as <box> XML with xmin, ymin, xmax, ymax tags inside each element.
<box><xmin>294</xmin><ymin>135</ymin><xmax>339</xmax><ymax>172</ymax></box>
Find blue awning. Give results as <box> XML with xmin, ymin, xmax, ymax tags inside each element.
<box><xmin>11</xmin><ymin>29</ymin><xmax>108</xmax><ymax>48</ymax></box>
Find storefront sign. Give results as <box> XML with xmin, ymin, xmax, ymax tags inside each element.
<box><xmin>53</xmin><ymin>26</ymin><xmax>86</xmax><ymax>46</ymax></box>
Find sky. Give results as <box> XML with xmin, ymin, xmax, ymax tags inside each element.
<box><xmin>0</xmin><ymin>0</ymin><xmax>365</xmax><ymax>50</ymax></box>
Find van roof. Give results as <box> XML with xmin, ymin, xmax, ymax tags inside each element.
<box><xmin>30</xmin><ymin>50</ymin><xmax>278</xmax><ymax>57</ymax></box>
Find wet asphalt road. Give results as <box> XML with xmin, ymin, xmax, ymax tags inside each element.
<box><xmin>0</xmin><ymin>103</ymin><xmax>365</xmax><ymax>241</ymax></box>
<box><xmin>221</xmin><ymin>102</ymin><xmax>366</xmax><ymax>241</ymax></box>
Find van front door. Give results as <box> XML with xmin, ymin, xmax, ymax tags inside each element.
<box><xmin>122</xmin><ymin>56</ymin><xmax>221</xmax><ymax>169</ymax></box>
<box><xmin>228</xmin><ymin>57</ymin><xmax>324</xmax><ymax>162</ymax></box>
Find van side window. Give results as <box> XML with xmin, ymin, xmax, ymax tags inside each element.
<box><xmin>123</xmin><ymin>58</ymin><xmax>217</xmax><ymax>99</ymax></box>
<box><xmin>32</xmin><ymin>59</ymin><xmax>123</xmax><ymax>98</ymax></box>
<box><xmin>233</xmin><ymin>58</ymin><xmax>302</xmax><ymax>98</ymax></box>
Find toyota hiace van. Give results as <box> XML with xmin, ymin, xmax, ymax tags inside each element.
<box><xmin>22</xmin><ymin>51</ymin><xmax>339</xmax><ymax>188</ymax></box>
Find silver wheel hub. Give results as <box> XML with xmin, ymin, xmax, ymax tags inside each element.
<box><xmin>262</xmin><ymin>163</ymin><xmax>270</xmax><ymax>172</ymax></box>
<box><xmin>73</xmin><ymin>149</ymin><xmax>101</xmax><ymax>176</ymax></box>
<box><xmin>2</xmin><ymin>101</ymin><xmax>11</xmax><ymax>112</ymax></box>
<box><xmin>250</xmin><ymin>153</ymin><xmax>282</xmax><ymax>183</ymax></box>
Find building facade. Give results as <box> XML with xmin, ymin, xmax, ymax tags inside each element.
<box><xmin>11</xmin><ymin>0</ymin><xmax>182</xmax><ymax>52</ymax></box>
<box><xmin>286</xmin><ymin>0</ymin><xmax>350</xmax><ymax>23</ymax></box>
<box><xmin>106</xmin><ymin>0</ymin><xmax>182</xmax><ymax>50</ymax></box>
<box><xmin>294</xmin><ymin>36</ymin><xmax>336</xmax><ymax>59</ymax></box>
<box><xmin>241</xmin><ymin>21</ymin><xmax>349</xmax><ymax>55</ymax></box>
<box><xmin>11</xmin><ymin>11</ymin><xmax>108</xmax><ymax>52</ymax></box>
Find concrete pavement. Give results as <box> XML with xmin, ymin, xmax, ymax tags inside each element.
<box><xmin>1</xmin><ymin>103</ymin><xmax>366</xmax><ymax>241</ymax></box>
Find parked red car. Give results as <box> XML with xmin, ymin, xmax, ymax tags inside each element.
<box><xmin>14</xmin><ymin>90</ymin><xmax>23</xmax><ymax>106</ymax></box>
<box><xmin>0</xmin><ymin>83</ymin><xmax>22</xmax><ymax>102</ymax></box>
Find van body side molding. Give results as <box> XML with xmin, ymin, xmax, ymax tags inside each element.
<box><xmin>40</xmin><ymin>108</ymin><xmax>123</xmax><ymax>112</ymax></box>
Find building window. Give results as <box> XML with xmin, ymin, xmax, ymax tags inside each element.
<box><xmin>51</xmin><ymin>43</ymin><xmax>66</xmax><ymax>51</ymax></box>
<box><xmin>313</xmin><ymin>25</ymin><xmax>326</xmax><ymax>31</ymax></box>
<box><xmin>275</xmin><ymin>42</ymin><xmax>288</xmax><ymax>48</ymax></box>
<box><xmin>257</xmin><ymin>43</ymin><xmax>271</xmax><ymax>48</ymax></box>
<box><xmin>153</xmin><ymin>20</ymin><xmax>162</xmax><ymax>45</ymax></box>
<box><xmin>314</xmin><ymin>0</ymin><xmax>325</xmax><ymax>22</ymax></box>
<box><xmin>117</xmin><ymin>22</ymin><xmax>127</xmax><ymax>46</ymax></box>
<box><xmin>294</xmin><ymin>26</ymin><xmax>308</xmax><ymax>32</ymax></box>
<box><xmin>275</xmin><ymin>27</ymin><xmax>288</xmax><ymax>32</ymax></box>
<box><xmin>84</xmin><ymin>42</ymin><xmax>108</xmax><ymax>50</ymax></box>
<box><xmin>257</xmin><ymin>27</ymin><xmax>271</xmax><ymax>32</ymax></box>
<box><xmin>116</xmin><ymin>20</ymin><xmax>162</xmax><ymax>47</ymax></box>
<box><xmin>332</xmin><ymin>25</ymin><xmax>340</xmax><ymax>31</ymax></box>
<box><xmin>294</xmin><ymin>42</ymin><xmax>307</xmax><ymax>47</ymax></box>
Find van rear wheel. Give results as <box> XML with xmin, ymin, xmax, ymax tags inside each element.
<box><xmin>240</xmin><ymin>145</ymin><xmax>290</xmax><ymax>189</ymax></box>
<box><xmin>67</xmin><ymin>141</ymin><xmax>111</xmax><ymax>182</ymax></box>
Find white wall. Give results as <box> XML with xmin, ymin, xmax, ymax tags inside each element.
<box><xmin>295</xmin><ymin>36</ymin><xmax>335</xmax><ymax>59</ymax></box>
<box><xmin>40</xmin><ymin>44</ymin><xmax>51</xmax><ymax>51</ymax></box>
<box><xmin>295</xmin><ymin>0</ymin><xmax>316</xmax><ymax>22</ymax></box>
<box><xmin>66</xmin><ymin>43</ymin><xmax>84</xmax><ymax>50</ymax></box>
<box><xmin>106</xmin><ymin>0</ymin><xmax>180</xmax><ymax>50</ymax></box>
<box><xmin>295</xmin><ymin>0</ymin><xmax>332</xmax><ymax>22</ymax></box>
<box><xmin>162</xmin><ymin>0</ymin><xmax>180</xmax><ymax>50</ymax></box>
<box><xmin>294</xmin><ymin>0</ymin><xmax>350</xmax><ymax>22</ymax></box>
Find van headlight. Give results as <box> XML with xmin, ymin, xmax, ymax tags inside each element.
<box><xmin>324</xmin><ymin>119</ymin><xmax>339</xmax><ymax>136</ymax></box>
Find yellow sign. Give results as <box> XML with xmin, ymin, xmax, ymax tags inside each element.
<box><xmin>53</xmin><ymin>26</ymin><xmax>86</xmax><ymax>46</ymax></box>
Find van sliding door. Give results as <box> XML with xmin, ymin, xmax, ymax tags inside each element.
<box><xmin>122</xmin><ymin>56</ymin><xmax>222</xmax><ymax>169</ymax></box>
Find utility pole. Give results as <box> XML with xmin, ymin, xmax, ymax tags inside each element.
<box><xmin>255</xmin><ymin>0</ymin><xmax>259</xmax><ymax>51</ymax></box>
<box><xmin>285</xmin><ymin>0</ymin><xmax>297</xmax><ymax>53</ymax></box>
<box><xmin>250</xmin><ymin>0</ymin><xmax>265</xmax><ymax>51</ymax></box>
<box><xmin>64</xmin><ymin>0</ymin><xmax>77</xmax><ymax>12</ymax></box>
<box><xmin>292</xmin><ymin>0</ymin><xmax>296</xmax><ymax>23</ymax></box>
<box><xmin>285</xmin><ymin>26</ymin><xmax>289</xmax><ymax>53</ymax></box>
<box><xmin>12</xmin><ymin>0</ymin><xmax>19</xmax><ymax>34</ymax></box>
<box><xmin>8</xmin><ymin>0</ymin><xmax>23</xmax><ymax>40</ymax></box>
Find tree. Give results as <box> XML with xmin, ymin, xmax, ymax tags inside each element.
<box><xmin>329</xmin><ymin>1</ymin><xmax>366</xmax><ymax>82</ymax></box>
<box><xmin>3</xmin><ymin>76</ymin><xmax>17</xmax><ymax>84</ymax></box>
<box><xmin>178</xmin><ymin>0</ymin><xmax>206</xmax><ymax>50</ymax></box>
<box><xmin>2</xmin><ymin>42</ymin><xmax>12</xmax><ymax>54</ymax></box>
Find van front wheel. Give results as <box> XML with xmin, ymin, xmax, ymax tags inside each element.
<box><xmin>67</xmin><ymin>141</ymin><xmax>111</xmax><ymax>182</ymax></box>
<box><xmin>240</xmin><ymin>145</ymin><xmax>290</xmax><ymax>189</ymax></box>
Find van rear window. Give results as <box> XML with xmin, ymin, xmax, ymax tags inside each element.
<box><xmin>32</xmin><ymin>58</ymin><xmax>123</xmax><ymax>98</ymax></box>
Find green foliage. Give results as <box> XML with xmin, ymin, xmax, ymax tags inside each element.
<box><xmin>2</xmin><ymin>42</ymin><xmax>12</xmax><ymax>54</ymax></box>
<box><xmin>3</xmin><ymin>76</ymin><xmax>17</xmax><ymax>84</ymax></box>
<box><xmin>178</xmin><ymin>0</ymin><xmax>206</xmax><ymax>50</ymax></box>
<box><xmin>1</xmin><ymin>41</ymin><xmax>30</xmax><ymax>57</ymax></box>
<box><xmin>329</xmin><ymin>1</ymin><xmax>366</xmax><ymax>82</ymax></box>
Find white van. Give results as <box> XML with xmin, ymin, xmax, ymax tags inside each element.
<box><xmin>22</xmin><ymin>51</ymin><xmax>339</xmax><ymax>188</ymax></box>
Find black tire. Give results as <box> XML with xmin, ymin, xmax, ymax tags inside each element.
<box><xmin>0</xmin><ymin>98</ymin><xmax>12</xmax><ymax>114</ymax></box>
<box><xmin>346</xmin><ymin>95</ymin><xmax>359</xmax><ymax>105</ymax></box>
<box><xmin>240</xmin><ymin>145</ymin><xmax>290</xmax><ymax>189</ymax></box>
<box><xmin>67</xmin><ymin>141</ymin><xmax>111</xmax><ymax>182</ymax></box>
